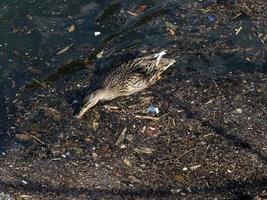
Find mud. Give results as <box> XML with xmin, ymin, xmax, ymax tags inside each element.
<box><xmin>0</xmin><ymin>0</ymin><xmax>266</xmax><ymax>199</ymax></box>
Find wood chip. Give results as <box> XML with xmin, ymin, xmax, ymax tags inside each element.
<box><xmin>134</xmin><ymin>147</ymin><xmax>154</xmax><ymax>154</ymax></box>
<box><xmin>134</xmin><ymin>115</ymin><xmax>160</xmax><ymax>120</ymax></box>
<box><xmin>235</xmin><ymin>26</ymin><xmax>243</xmax><ymax>35</ymax></box>
<box><xmin>123</xmin><ymin>158</ymin><xmax>132</xmax><ymax>167</ymax></box>
<box><xmin>115</xmin><ymin>127</ymin><xmax>127</xmax><ymax>146</ymax></box>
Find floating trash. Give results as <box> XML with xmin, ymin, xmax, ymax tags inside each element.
<box><xmin>147</xmin><ymin>105</ymin><xmax>159</xmax><ymax>115</ymax></box>
<box><xmin>94</xmin><ymin>31</ymin><xmax>101</xmax><ymax>36</ymax></box>
<box><xmin>207</xmin><ymin>15</ymin><xmax>215</xmax><ymax>22</ymax></box>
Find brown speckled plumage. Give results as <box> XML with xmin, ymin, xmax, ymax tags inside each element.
<box><xmin>76</xmin><ymin>50</ymin><xmax>175</xmax><ymax>118</ymax></box>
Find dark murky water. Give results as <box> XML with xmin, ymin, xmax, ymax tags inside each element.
<box><xmin>0</xmin><ymin>0</ymin><xmax>266</xmax><ymax>152</ymax></box>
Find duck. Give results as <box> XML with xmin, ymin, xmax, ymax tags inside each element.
<box><xmin>76</xmin><ymin>50</ymin><xmax>176</xmax><ymax>119</ymax></box>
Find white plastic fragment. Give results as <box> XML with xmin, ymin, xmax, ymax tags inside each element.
<box><xmin>147</xmin><ymin>105</ymin><xmax>159</xmax><ymax>114</ymax></box>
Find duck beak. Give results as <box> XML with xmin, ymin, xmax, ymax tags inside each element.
<box><xmin>76</xmin><ymin>102</ymin><xmax>91</xmax><ymax>119</ymax></box>
<box><xmin>76</xmin><ymin>94</ymin><xmax>98</xmax><ymax>119</ymax></box>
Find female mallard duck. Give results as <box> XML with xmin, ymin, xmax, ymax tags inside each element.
<box><xmin>76</xmin><ymin>50</ymin><xmax>175</xmax><ymax>119</ymax></box>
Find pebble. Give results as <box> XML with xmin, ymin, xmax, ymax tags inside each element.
<box><xmin>182</xmin><ymin>167</ymin><xmax>188</xmax><ymax>171</ymax></box>
<box><xmin>235</xmin><ymin>108</ymin><xmax>243</xmax><ymax>114</ymax></box>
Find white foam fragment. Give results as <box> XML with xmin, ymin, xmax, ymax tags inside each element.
<box><xmin>94</xmin><ymin>32</ymin><xmax>101</xmax><ymax>36</ymax></box>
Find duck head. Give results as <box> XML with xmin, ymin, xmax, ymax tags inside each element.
<box><xmin>76</xmin><ymin>89</ymin><xmax>114</xmax><ymax>119</ymax></box>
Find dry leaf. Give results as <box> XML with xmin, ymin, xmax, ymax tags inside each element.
<box><xmin>15</xmin><ymin>133</ymin><xmax>32</xmax><ymax>141</ymax></box>
<box><xmin>169</xmin><ymin>28</ymin><xmax>176</xmax><ymax>36</ymax></box>
<box><xmin>123</xmin><ymin>158</ymin><xmax>132</xmax><ymax>167</ymax></box>
<box><xmin>174</xmin><ymin>175</ymin><xmax>185</xmax><ymax>183</ymax></box>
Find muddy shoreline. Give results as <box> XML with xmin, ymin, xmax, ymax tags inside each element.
<box><xmin>0</xmin><ymin>0</ymin><xmax>266</xmax><ymax>199</ymax></box>
<box><xmin>1</xmin><ymin>71</ymin><xmax>266</xmax><ymax>199</ymax></box>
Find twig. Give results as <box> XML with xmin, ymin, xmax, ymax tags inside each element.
<box><xmin>134</xmin><ymin>115</ymin><xmax>160</xmax><ymax>120</ymax></box>
<box><xmin>32</xmin><ymin>78</ymin><xmax>47</xmax><ymax>87</ymax></box>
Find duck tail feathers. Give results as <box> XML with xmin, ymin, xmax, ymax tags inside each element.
<box><xmin>154</xmin><ymin>50</ymin><xmax>167</xmax><ymax>65</ymax></box>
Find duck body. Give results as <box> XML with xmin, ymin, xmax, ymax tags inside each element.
<box><xmin>76</xmin><ymin>50</ymin><xmax>175</xmax><ymax>119</ymax></box>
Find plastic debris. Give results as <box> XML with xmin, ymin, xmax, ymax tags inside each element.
<box><xmin>207</xmin><ymin>15</ymin><xmax>215</xmax><ymax>22</ymax></box>
<box><xmin>94</xmin><ymin>31</ymin><xmax>101</xmax><ymax>36</ymax></box>
<box><xmin>147</xmin><ymin>105</ymin><xmax>159</xmax><ymax>114</ymax></box>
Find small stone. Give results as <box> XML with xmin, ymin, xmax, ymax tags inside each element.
<box><xmin>235</xmin><ymin>108</ymin><xmax>243</xmax><ymax>114</ymax></box>
<box><xmin>182</xmin><ymin>167</ymin><xmax>188</xmax><ymax>171</ymax></box>
<box><xmin>68</xmin><ymin>25</ymin><xmax>75</xmax><ymax>33</ymax></box>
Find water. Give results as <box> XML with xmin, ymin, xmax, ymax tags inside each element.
<box><xmin>0</xmin><ymin>0</ymin><xmax>266</xmax><ymax>152</ymax></box>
